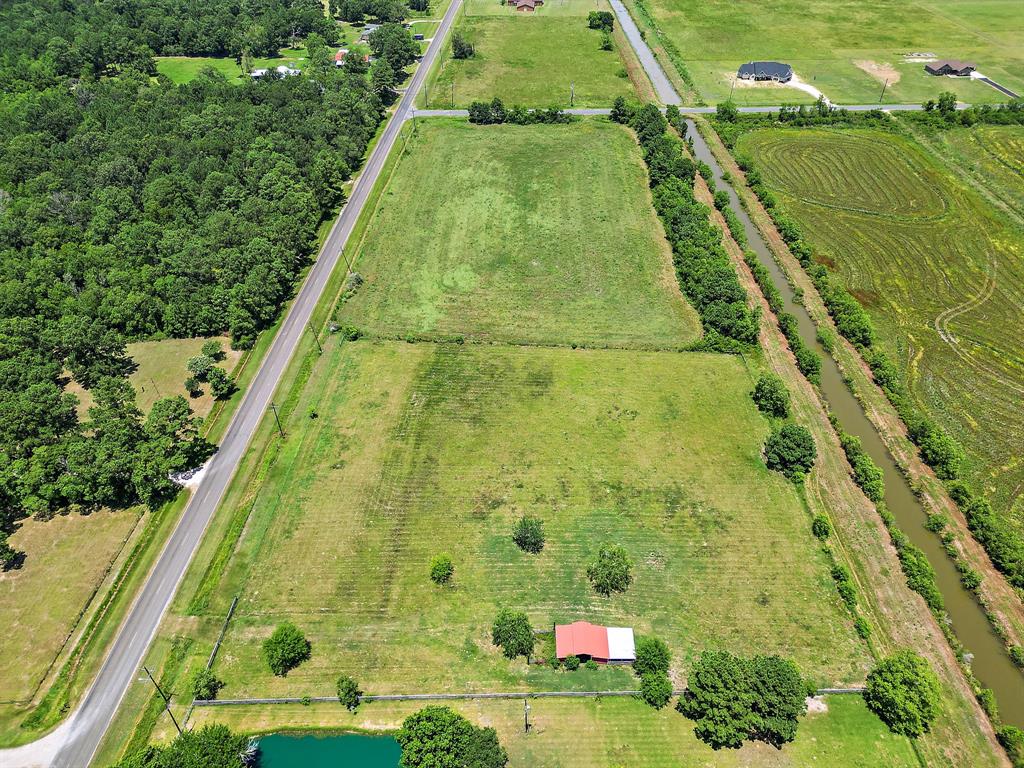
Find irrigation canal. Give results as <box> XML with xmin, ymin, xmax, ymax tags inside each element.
<box><xmin>684</xmin><ymin>119</ymin><xmax>1024</xmax><ymax>727</ymax></box>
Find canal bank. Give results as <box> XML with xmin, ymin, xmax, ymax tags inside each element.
<box><xmin>683</xmin><ymin>117</ymin><xmax>1024</xmax><ymax>727</ymax></box>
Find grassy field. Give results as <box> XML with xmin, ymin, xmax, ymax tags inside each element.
<box><xmin>155</xmin><ymin>47</ymin><xmax>310</xmax><ymax>84</ymax></box>
<box><xmin>338</xmin><ymin>120</ymin><xmax>700</xmax><ymax>347</ymax></box>
<box><xmin>184</xmin><ymin>694</ymin><xmax>917</xmax><ymax>767</ymax></box>
<box><xmin>636</xmin><ymin>0</ymin><xmax>1024</xmax><ymax>104</ymax></box>
<box><xmin>428</xmin><ymin>0</ymin><xmax>638</xmax><ymax>107</ymax></box>
<box><xmin>735</xmin><ymin>127</ymin><xmax>1024</xmax><ymax>536</ymax></box>
<box><xmin>66</xmin><ymin>336</ymin><xmax>240</xmax><ymax>418</ymax></box>
<box><xmin>203</xmin><ymin>339</ymin><xmax>868</xmax><ymax>705</ymax></box>
<box><xmin>0</xmin><ymin>510</ymin><xmax>139</xmax><ymax>714</ymax></box>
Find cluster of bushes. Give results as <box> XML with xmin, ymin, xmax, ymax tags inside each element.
<box><xmin>751</xmin><ymin>373</ymin><xmax>790</xmax><ymax>418</ymax></box>
<box><xmin>713</xmin><ymin>98</ymin><xmax>890</xmax><ymax>148</ymax></box>
<box><xmin>634</xmin><ymin>636</ymin><xmax>673</xmax><ymax>709</ymax></box>
<box><xmin>452</xmin><ymin>31</ymin><xmax>475</xmax><ymax>59</ymax></box>
<box><xmin>912</xmin><ymin>94</ymin><xmax>1024</xmax><ymax>128</ymax></box>
<box><xmin>614</xmin><ymin>103</ymin><xmax>759</xmax><ymax>351</ymax></box>
<box><xmin>810</xmin><ymin>509</ymin><xmax>872</xmax><ymax>638</ymax></box>
<box><xmin>949</xmin><ymin>482</ymin><xmax>1024</xmax><ymax>591</ymax></box>
<box><xmin>587</xmin><ymin>10</ymin><xmax>614</xmax><ymax>31</ymax></box>
<box><xmin>113</xmin><ymin>723</ymin><xmax>252</xmax><ymax>768</ymax></box>
<box><xmin>397</xmin><ymin>706</ymin><xmax>508</xmax><ymax>768</ymax></box>
<box><xmin>184</xmin><ymin>341</ymin><xmax>235</xmax><ymax>400</ymax></box>
<box><xmin>468</xmin><ymin>99</ymin><xmax>575</xmax><ymax>125</ymax></box>
<box><xmin>764</xmin><ymin>423</ymin><xmax>817</xmax><ymax>482</ymax></box>
<box><xmin>678</xmin><ymin>650</ymin><xmax>808</xmax><ymax>749</ymax></box>
<box><xmin>838</xmin><ymin>433</ymin><xmax>884</xmax><ymax>503</ymax></box>
<box><xmin>741</xmin><ymin>251</ymin><xmax>822</xmax><ymax>382</ymax></box>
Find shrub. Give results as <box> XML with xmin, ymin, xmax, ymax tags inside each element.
<box><xmin>997</xmin><ymin>725</ymin><xmax>1024</xmax><ymax>767</ymax></box>
<box><xmin>610</xmin><ymin>96</ymin><xmax>633</xmax><ymax>124</ymax></box>
<box><xmin>452</xmin><ymin>32</ymin><xmax>474</xmax><ymax>59</ymax></box>
<box><xmin>207</xmin><ymin>367</ymin><xmax>235</xmax><ymax>400</ymax></box>
<box><xmin>1010</xmin><ymin>645</ymin><xmax>1024</xmax><ymax>670</ymax></box>
<box><xmin>188</xmin><ymin>668</ymin><xmax>223</xmax><ymax>701</ymax></box>
<box><xmin>337</xmin><ymin>675</ymin><xmax>362</xmax><ymax>711</ymax></box>
<box><xmin>924</xmin><ymin>513</ymin><xmax>947</xmax><ymax>533</ymax></box>
<box><xmin>263</xmin><ymin>622</ymin><xmax>311</xmax><ymax>676</ymax></box>
<box><xmin>564</xmin><ymin>654</ymin><xmax>580</xmax><ymax>671</ymax></box>
<box><xmin>751</xmin><ymin>373</ymin><xmax>790</xmax><ymax>418</ymax></box>
<box><xmin>764</xmin><ymin>424</ymin><xmax>816</xmax><ymax>481</ymax></box>
<box><xmin>113</xmin><ymin>724</ymin><xmax>247</xmax><ymax>768</ymax></box>
<box><xmin>600</xmin><ymin>31</ymin><xmax>613</xmax><ymax>50</ymax></box>
<box><xmin>512</xmin><ymin>515</ymin><xmax>545</xmax><ymax>553</ymax></box>
<box><xmin>811</xmin><ymin>514</ymin><xmax>831</xmax><ymax>540</ymax></box>
<box><xmin>340</xmin><ymin>324</ymin><xmax>362</xmax><ymax>341</ymax></box>
<box><xmin>587</xmin><ymin>543</ymin><xmax>633</xmax><ymax>595</ymax></box>
<box><xmin>634</xmin><ymin>636</ymin><xmax>671</xmax><ymax>676</ymax></box>
<box><xmin>186</xmin><ymin>353</ymin><xmax>214</xmax><ymax>381</ymax></box>
<box><xmin>864</xmin><ymin>651</ymin><xmax>941</xmax><ymax>737</ymax></box>
<box><xmin>585</xmin><ymin>659</ymin><xmax>599</xmax><ymax>671</ymax></box>
<box><xmin>430</xmin><ymin>554</ymin><xmax>454</xmax><ymax>584</ymax></box>
<box><xmin>0</xmin><ymin>534</ymin><xmax>23</xmax><ymax>571</ymax></box>
<box><xmin>587</xmin><ymin>10</ymin><xmax>614</xmax><ymax>30</ymax></box>
<box><xmin>491</xmin><ymin>609</ymin><xmax>535</xmax><ymax>659</ymax></box>
<box><xmin>183</xmin><ymin>375</ymin><xmax>202</xmax><ymax>397</ymax></box>
<box><xmin>201</xmin><ymin>340</ymin><xmax>224</xmax><ymax>360</ymax></box>
<box><xmin>854</xmin><ymin>616</ymin><xmax>872</xmax><ymax>639</ymax></box>
<box><xmin>640</xmin><ymin>672</ymin><xmax>673</xmax><ymax>709</ymax></box>
<box><xmin>397</xmin><ymin>706</ymin><xmax>508</xmax><ymax>768</ymax></box>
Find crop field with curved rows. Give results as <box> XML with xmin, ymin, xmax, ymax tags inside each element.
<box><xmin>737</xmin><ymin>127</ymin><xmax>1024</xmax><ymax>533</ymax></box>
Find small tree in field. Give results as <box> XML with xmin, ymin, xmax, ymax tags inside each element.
<box><xmin>864</xmin><ymin>651</ymin><xmax>941</xmax><ymax>737</ymax></box>
<box><xmin>337</xmin><ymin>675</ymin><xmax>362</xmax><ymax>711</ymax></box>
<box><xmin>640</xmin><ymin>672</ymin><xmax>673</xmax><ymax>709</ymax></box>
<box><xmin>491</xmin><ymin>608</ymin><xmax>535</xmax><ymax>659</ymax></box>
<box><xmin>452</xmin><ymin>32</ymin><xmax>474</xmax><ymax>59</ymax></box>
<box><xmin>430</xmin><ymin>553</ymin><xmax>454</xmax><ymax>584</ymax></box>
<box><xmin>811</xmin><ymin>514</ymin><xmax>831</xmax><ymax>540</ymax></box>
<box><xmin>512</xmin><ymin>515</ymin><xmax>545</xmax><ymax>553</ymax></box>
<box><xmin>189</xmin><ymin>668</ymin><xmax>224</xmax><ymax>701</ymax></box>
<box><xmin>764</xmin><ymin>424</ymin><xmax>816</xmax><ymax>481</ymax></box>
<box><xmin>751</xmin><ymin>373</ymin><xmax>790</xmax><ymax>418</ymax></box>
<box><xmin>207</xmin><ymin>367</ymin><xmax>235</xmax><ymax>400</ymax></box>
<box><xmin>201</xmin><ymin>339</ymin><xmax>224</xmax><ymax>360</ymax></box>
<box><xmin>186</xmin><ymin>353</ymin><xmax>214</xmax><ymax>381</ymax></box>
<box><xmin>587</xmin><ymin>543</ymin><xmax>633</xmax><ymax>596</ymax></box>
<box><xmin>263</xmin><ymin>622</ymin><xmax>311</xmax><ymax>676</ymax></box>
<box><xmin>634</xmin><ymin>635</ymin><xmax>670</xmax><ymax>676</ymax></box>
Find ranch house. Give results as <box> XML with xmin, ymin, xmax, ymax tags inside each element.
<box><xmin>508</xmin><ymin>0</ymin><xmax>543</xmax><ymax>11</ymax></box>
<box><xmin>737</xmin><ymin>61</ymin><xmax>794</xmax><ymax>83</ymax></box>
<box><xmin>925</xmin><ymin>60</ymin><xmax>976</xmax><ymax>77</ymax></box>
<box><xmin>555</xmin><ymin>621</ymin><xmax>636</xmax><ymax>664</ymax></box>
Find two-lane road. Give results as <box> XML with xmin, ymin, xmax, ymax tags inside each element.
<box><xmin>0</xmin><ymin>3</ymin><xmax>463</xmax><ymax>766</ymax></box>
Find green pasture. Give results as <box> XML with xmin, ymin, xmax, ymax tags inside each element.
<box><xmin>465</xmin><ymin>0</ymin><xmax>609</xmax><ymax>17</ymax></box>
<box><xmin>736</xmin><ymin>126</ymin><xmax>1024</xmax><ymax>533</ymax></box>
<box><xmin>184</xmin><ymin>694</ymin><xmax>917</xmax><ymax>767</ymax></box>
<box><xmin>429</xmin><ymin>9</ymin><xmax>635</xmax><ymax>107</ymax></box>
<box><xmin>155</xmin><ymin>47</ymin><xmax>309</xmax><ymax>84</ymax></box>
<box><xmin>637</xmin><ymin>0</ymin><xmax>1024</xmax><ymax>104</ymax></box>
<box><xmin>205</xmin><ymin>339</ymin><xmax>868</xmax><ymax>703</ymax></box>
<box><xmin>338</xmin><ymin>119</ymin><xmax>701</xmax><ymax>347</ymax></box>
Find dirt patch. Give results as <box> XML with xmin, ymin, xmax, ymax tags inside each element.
<box><xmin>855</xmin><ymin>60</ymin><xmax>900</xmax><ymax>85</ymax></box>
<box><xmin>806</xmin><ymin>695</ymin><xmax>828</xmax><ymax>714</ymax></box>
<box><xmin>850</xmin><ymin>288</ymin><xmax>882</xmax><ymax>308</ymax></box>
<box><xmin>730</xmin><ymin>72</ymin><xmax>792</xmax><ymax>90</ymax></box>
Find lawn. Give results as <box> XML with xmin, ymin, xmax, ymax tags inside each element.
<box><xmin>634</xmin><ymin>0</ymin><xmax>1024</xmax><ymax>104</ymax></box>
<box><xmin>735</xmin><ymin>126</ymin><xmax>1024</xmax><ymax>536</ymax></box>
<box><xmin>338</xmin><ymin>119</ymin><xmax>701</xmax><ymax>347</ymax></box>
<box><xmin>184</xmin><ymin>694</ymin><xmax>917</xmax><ymax>767</ymax></box>
<box><xmin>66</xmin><ymin>335</ymin><xmax>240</xmax><ymax>419</ymax></box>
<box><xmin>0</xmin><ymin>509</ymin><xmax>139</xmax><ymax>722</ymax></box>
<box><xmin>205</xmin><ymin>339</ymin><xmax>868</xmax><ymax>705</ymax></box>
<box><xmin>155</xmin><ymin>47</ymin><xmax>309</xmax><ymax>84</ymax></box>
<box><xmin>428</xmin><ymin>0</ymin><xmax>639</xmax><ymax>107</ymax></box>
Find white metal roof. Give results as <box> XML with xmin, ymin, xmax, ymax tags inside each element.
<box><xmin>606</xmin><ymin>627</ymin><xmax>636</xmax><ymax>661</ymax></box>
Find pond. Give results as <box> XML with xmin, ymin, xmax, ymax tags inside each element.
<box><xmin>257</xmin><ymin>732</ymin><xmax>400</xmax><ymax>767</ymax></box>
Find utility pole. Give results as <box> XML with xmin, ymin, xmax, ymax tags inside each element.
<box><xmin>307</xmin><ymin>321</ymin><xmax>323</xmax><ymax>354</ymax></box>
<box><xmin>269</xmin><ymin>402</ymin><xmax>285</xmax><ymax>438</ymax></box>
<box><xmin>879</xmin><ymin>78</ymin><xmax>889</xmax><ymax>102</ymax></box>
<box><xmin>728</xmin><ymin>76</ymin><xmax>736</xmax><ymax>101</ymax></box>
<box><xmin>570</xmin><ymin>82</ymin><xmax>575</xmax><ymax>107</ymax></box>
<box><xmin>523</xmin><ymin>699</ymin><xmax>531</xmax><ymax>733</ymax></box>
<box><xmin>450</xmin><ymin>80</ymin><xmax>454</xmax><ymax>108</ymax></box>
<box><xmin>143</xmin><ymin>666</ymin><xmax>182</xmax><ymax>736</ymax></box>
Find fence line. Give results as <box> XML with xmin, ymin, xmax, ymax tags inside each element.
<box><xmin>194</xmin><ymin>687</ymin><xmax>865</xmax><ymax>707</ymax></box>
<box><xmin>183</xmin><ymin>595</ymin><xmax>240</xmax><ymax>726</ymax></box>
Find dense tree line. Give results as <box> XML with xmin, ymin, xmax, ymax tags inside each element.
<box><xmin>614</xmin><ymin>102</ymin><xmax>759</xmax><ymax>351</ymax></box>
<box><xmin>0</xmin><ymin>2</ymin><xmax>385</xmax><ymax>568</ymax></box>
<box><xmin>0</xmin><ymin>0</ymin><xmax>337</xmax><ymax>88</ymax></box>
<box><xmin>915</xmin><ymin>94</ymin><xmax>1024</xmax><ymax>128</ymax></box>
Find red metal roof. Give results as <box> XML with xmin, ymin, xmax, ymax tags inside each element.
<box><xmin>555</xmin><ymin>622</ymin><xmax>609</xmax><ymax>660</ymax></box>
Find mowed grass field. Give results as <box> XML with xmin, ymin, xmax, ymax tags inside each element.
<box><xmin>637</xmin><ymin>0</ymin><xmax>1024</xmax><ymax>104</ymax></box>
<box><xmin>155</xmin><ymin>47</ymin><xmax>309</xmax><ymax>84</ymax></box>
<box><xmin>209</xmin><ymin>340</ymin><xmax>868</xmax><ymax>702</ymax></box>
<box><xmin>185</xmin><ymin>694</ymin><xmax>918</xmax><ymax>767</ymax></box>
<box><xmin>338</xmin><ymin>120</ymin><xmax>700</xmax><ymax>347</ymax></box>
<box><xmin>428</xmin><ymin>0</ymin><xmax>638</xmax><ymax>107</ymax></box>
<box><xmin>736</xmin><ymin>127</ymin><xmax>1024</xmax><ymax>532</ymax></box>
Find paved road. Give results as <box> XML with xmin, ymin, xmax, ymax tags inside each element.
<box><xmin>0</xmin><ymin>4</ymin><xmax>463</xmax><ymax>768</ymax></box>
<box><xmin>607</xmin><ymin>0</ymin><xmax>679</xmax><ymax>105</ymax></box>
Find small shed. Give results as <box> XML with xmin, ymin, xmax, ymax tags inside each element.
<box><xmin>555</xmin><ymin>622</ymin><xmax>636</xmax><ymax>664</ymax></box>
<box><xmin>925</xmin><ymin>60</ymin><xmax>976</xmax><ymax>77</ymax></box>
<box><xmin>737</xmin><ymin>61</ymin><xmax>794</xmax><ymax>83</ymax></box>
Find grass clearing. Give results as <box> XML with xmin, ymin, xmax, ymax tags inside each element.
<box><xmin>183</xmin><ymin>694</ymin><xmax>917</xmax><ymax>767</ymax></box>
<box><xmin>66</xmin><ymin>335</ymin><xmax>241</xmax><ymax>419</ymax></box>
<box><xmin>736</xmin><ymin>126</ymin><xmax>1024</xmax><ymax>542</ymax></box>
<box><xmin>638</xmin><ymin>0</ymin><xmax>1024</xmax><ymax>104</ymax></box>
<box><xmin>428</xmin><ymin>0</ymin><xmax>638</xmax><ymax>107</ymax></box>
<box><xmin>204</xmin><ymin>339</ymin><xmax>868</xmax><ymax>705</ymax></box>
<box><xmin>0</xmin><ymin>510</ymin><xmax>139</xmax><ymax>713</ymax></box>
<box><xmin>338</xmin><ymin>119</ymin><xmax>701</xmax><ymax>347</ymax></box>
<box><xmin>155</xmin><ymin>47</ymin><xmax>309</xmax><ymax>84</ymax></box>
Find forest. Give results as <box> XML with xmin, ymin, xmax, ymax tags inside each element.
<box><xmin>0</xmin><ymin>0</ymin><xmax>388</xmax><ymax>567</ymax></box>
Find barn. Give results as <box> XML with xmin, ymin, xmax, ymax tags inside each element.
<box><xmin>925</xmin><ymin>60</ymin><xmax>976</xmax><ymax>77</ymax></box>
<box><xmin>737</xmin><ymin>61</ymin><xmax>794</xmax><ymax>83</ymax></box>
<box><xmin>555</xmin><ymin>621</ymin><xmax>636</xmax><ymax>664</ymax></box>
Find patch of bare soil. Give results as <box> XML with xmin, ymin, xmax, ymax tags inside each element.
<box><xmin>854</xmin><ymin>59</ymin><xmax>900</xmax><ymax>85</ymax></box>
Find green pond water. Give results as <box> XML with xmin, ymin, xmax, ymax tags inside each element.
<box><xmin>257</xmin><ymin>733</ymin><xmax>400</xmax><ymax>767</ymax></box>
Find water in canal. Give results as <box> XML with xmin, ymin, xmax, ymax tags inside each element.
<box><xmin>684</xmin><ymin>119</ymin><xmax>1024</xmax><ymax>726</ymax></box>
<box><xmin>257</xmin><ymin>733</ymin><xmax>400</xmax><ymax>767</ymax></box>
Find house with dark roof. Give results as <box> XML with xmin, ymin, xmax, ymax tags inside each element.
<box><xmin>737</xmin><ymin>61</ymin><xmax>793</xmax><ymax>83</ymax></box>
<box><xmin>508</xmin><ymin>0</ymin><xmax>543</xmax><ymax>11</ymax></box>
<box><xmin>925</xmin><ymin>60</ymin><xmax>976</xmax><ymax>77</ymax></box>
